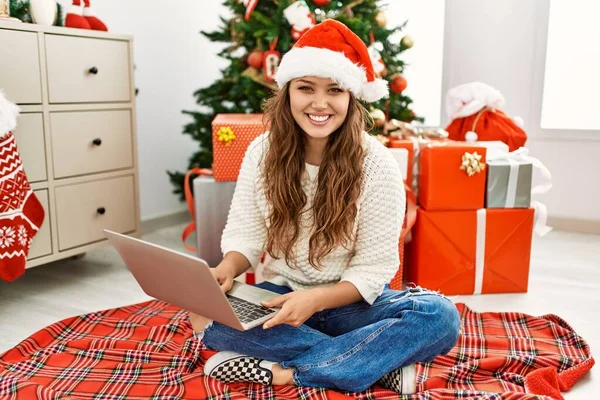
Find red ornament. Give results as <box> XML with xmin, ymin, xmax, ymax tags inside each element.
<box><xmin>263</xmin><ymin>38</ymin><xmax>281</xmax><ymax>82</ymax></box>
<box><xmin>390</xmin><ymin>73</ymin><xmax>408</xmax><ymax>94</ymax></box>
<box><xmin>247</xmin><ymin>49</ymin><xmax>264</xmax><ymax>69</ymax></box>
<box><xmin>312</xmin><ymin>0</ymin><xmax>331</xmax><ymax>6</ymax></box>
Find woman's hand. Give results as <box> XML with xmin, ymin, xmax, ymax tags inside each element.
<box><xmin>261</xmin><ymin>289</ymin><xmax>322</xmax><ymax>329</ymax></box>
<box><xmin>211</xmin><ymin>262</ymin><xmax>236</xmax><ymax>293</ymax></box>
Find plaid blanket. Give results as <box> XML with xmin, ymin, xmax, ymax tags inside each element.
<box><xmin>0</xmin><ymin>300</ymin><xmax>593</xmax><ymax>400</ymax></box>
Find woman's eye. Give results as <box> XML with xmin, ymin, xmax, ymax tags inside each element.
<box><xmin>329</xmin><ymin>88</ymin><xmax>343</xmax><ymax>93</ymax></box>
<box><xmin>298</xmin><ymin>86</ymin><xmax>313</xmax><ymax>91</ymax></box>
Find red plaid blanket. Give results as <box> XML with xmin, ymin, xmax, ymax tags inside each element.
<box><xmin>0</xmin><ymin>301</ymin><xmax>593</xmax><ymax>400</ymax></box>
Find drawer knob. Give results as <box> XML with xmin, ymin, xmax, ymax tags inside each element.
<box><xmin>89</xmin><ymin>67</ymin><xmax>99</xmax><ymax>74</ymax></box>
<box><xmin>96</xmin><ymin>207</ymin><xmax>106</xmax><ymax>215</ymax></box>
<box><xmin>92</xmin><ymin>138</ymin><xmax>102</xmax><ymax>146</ymax></box>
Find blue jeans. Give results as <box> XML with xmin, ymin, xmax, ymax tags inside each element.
<box><xmin>201</xmin><ymin>282</ymin><xmax>460</xmax><ymax>392</ymax></box>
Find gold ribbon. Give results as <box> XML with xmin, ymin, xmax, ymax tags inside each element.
<box><xmin>216</xmin><ymin>126</ymin><xmax>236</xmax><ymax>146</ymax></box>
<box><xmin>460</xmin><ymin>151</ymin><xmax>485</xmax><ymax>177</ymax></box>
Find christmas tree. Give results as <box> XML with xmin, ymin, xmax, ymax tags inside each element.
<box><xmin>167</xmin><ymin>0</ymin><xmax>421</xmax><ymax>200</ymax></box>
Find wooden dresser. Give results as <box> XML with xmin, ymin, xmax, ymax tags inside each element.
<box><xmin>0</xmin><ymin>21</ymin><xmax>140</xmax><ymax>269</ymax></box>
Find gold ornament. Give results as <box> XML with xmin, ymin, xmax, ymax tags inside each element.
<box><xmin>375</xmin><ymin>11</ymin><xmax>387</xmax><ymax>27</ymax></box>
<box><xmin>242</xmin><ymin>66</ymin><xmax>279</xmax><ymax>90</ymax></box>
<box><xmin>370</xmin><ymin>108</ymin><xmax>386</xmax><ymax>127</ymax></box>
<box><xmin>216</xmin><ymin>126</ymin><xmax>237</xmax><ymax>146</ymax></box>
<box><xmin>401</xmin><ymin>35</ymin><xmax>414</xmax><ymax>49</ymax></box>
<box><xmin>460</xmin><ymin>151</ymin><xmax>485</xmax><ymax>177</ymax></box>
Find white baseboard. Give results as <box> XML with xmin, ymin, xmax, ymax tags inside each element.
<box><xmin>140</xmin><ymin>210</ymin><xmax>190</xmax><ymax>235</ymax></box>
<box><xmin>547</xmin><ymin>217</ymin><xmax>600</xmax><ymax>235</ymax></box>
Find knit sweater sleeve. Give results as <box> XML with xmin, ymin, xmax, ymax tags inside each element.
<box><xmin>220</xmin><ymin>134</ymin><xmax>268</xmax><ymax>269</ymax></box>
<box><xmin>340</xmin><ymin>138</ymin><xmax>406</xmax><ymax>304</ymax></box>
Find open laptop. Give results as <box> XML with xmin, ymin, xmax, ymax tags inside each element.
<box><xmin>104</xmin><ymin>230</ymin><xmax>281</xmax><ymax>331</ymax></box>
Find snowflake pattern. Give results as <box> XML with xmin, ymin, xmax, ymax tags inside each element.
<box><xmin>17</xmin><ymin>225</ymin><xmax>28</xmax><ymax>247</ymax></box>
<box><xmin>0</xmin><ymin>226</ymin><xmax>16</xmax><ymax>249</ymax></box>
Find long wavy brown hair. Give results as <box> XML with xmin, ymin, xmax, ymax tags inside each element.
<box><xmin>261</xmin><ymin>82</ymin><xmax>369</xmax><ymax>269</ymax></box>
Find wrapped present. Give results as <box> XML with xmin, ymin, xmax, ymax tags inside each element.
<box><xmin>212</xmin><ymin>114</ymin><xmax>267</xmax><ymax>181</ymax></box>
<box><xmin>419</xmin><ymin>142</ymin><xmax>487</xmax><ymax>210</ymax></box>
<box><xmin>445</xmin><ymin>82</ymin><xmax>527</xmax><ymax>151</ymax></box>
<box><xmin>405</xmin><ymin>208</ymin><xmax>535</xmax><ymax>295</ymax></box>
<box><xmin>388</xmin><ymin>138</ymin><xmax>415</xmax><ymax>186</ymax></box>
<box><xmin>388</xmin><ymin>147</ymin><xmax>410</xmax><ymax>182</ymax></box>
<box><xmin>486</xmin><ymin>147</ymin><xmax>552</xmax><ymax>209</ymax></box>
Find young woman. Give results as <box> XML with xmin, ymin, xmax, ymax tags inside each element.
<box><xmin>190</xmin><ymin>19</ymin><xmax>460</xmax><ymax>395</ymax></box>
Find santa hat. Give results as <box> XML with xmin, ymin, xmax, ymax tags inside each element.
<box><xmin>275</xmin><ymin>19</ymin><xmax>388</xmax><ymax>102</ymax></box>
<box><xmin>0</xmin><ymin>90</ymin><xmax>20</xmax><ymax>136</ymax></box>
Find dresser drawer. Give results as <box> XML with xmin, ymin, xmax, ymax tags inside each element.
<box><xmin>55</xmin><ymin>176</ymin><xmax>136</xmax><ymax>251</ymax></box>
<box><xmin>0</xmin><ymin>29</ymin><xmax>43</xmax><ymax>104</ymax></box>
<box><xmin>28</xmin><ymin>190</ymin><xmax>52</xmax><ymax>260</ymax></box>
<box><xmin>50</xmin><ymin>110</ymin><xmax>133</xmax><ymax>178</ymax></box>
<box><xmin>45</xmin><ymin>35</ymin><xmax>131</xmax><ymax>103</ymax></box>
<box><xmin>12</xmin><ymin>113</ymin><xmax>47</xmax><ymax>183</ymax></box>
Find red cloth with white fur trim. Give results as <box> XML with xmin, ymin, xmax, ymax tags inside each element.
<box><xmin>275</xmin><ymin>19</ymin><xmax>388</xmax><ymax>102</ymax></box>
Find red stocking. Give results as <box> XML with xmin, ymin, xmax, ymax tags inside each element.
<box><xmin>0</xmin><ymin>133</ymin><xmax>45</xmax><ymax>282</ymax></box>
<box><xmin>65</xmin><ymin>0</ymin><xmax>91</xmax><ymax>30</ymax></box>
<box><xmin>0</xmin><ymin>92</ymin><xmax>45</xmax><ymax>282</ymax></box>
<box><xmin>83</xmin><ymin>0</ymin><xmax>108</xmax><ymax>31</ymax></box>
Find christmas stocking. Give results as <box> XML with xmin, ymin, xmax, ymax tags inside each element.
<box><xmin>0</xmin><ymin>92</ymin><xmax>45</xmax><ymax>282</ymax></box>
<box><xmin>83</xmin><ymin>0</ymin><xmax>108</xmax><ymax>31</ymax></box>
<box><xmin>65</xmin><ymin>0</ymin><xmax>91</xmax><ymax>30</ymax></box>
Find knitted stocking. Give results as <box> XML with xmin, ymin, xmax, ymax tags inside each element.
<box><xmin>0</xmin><ymin>93</ymin><xmax>45</xmax><ymax>282</ymax></box>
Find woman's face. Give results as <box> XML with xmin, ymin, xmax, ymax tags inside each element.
<box><xmin>289</xmin><ymin>76</ymin><xmax>351</xmax><ymax>141</ymax></box>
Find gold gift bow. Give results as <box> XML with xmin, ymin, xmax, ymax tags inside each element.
<box><xmin>460</xmin><ymin>151</ymin><xmax>485</xmax><ymax>177</ymax></box>
<box><xmin>216</xmin><ymin>126</ymin><xmax>236</xmax><ymax>146</ymax></box>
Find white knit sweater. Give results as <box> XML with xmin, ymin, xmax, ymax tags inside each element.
<box><xmin>221</xmin><ymin>132</ymin><xmax>405</xmax><ymax>305</ymax></box>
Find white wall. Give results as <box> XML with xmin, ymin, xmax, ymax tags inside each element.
<box><xmin>385</xmin><ymin>0</ymin><xmax>446</xmax><ymax>126</ymax></box>
<box><xmin>57</xmin><ymin>0</ymin><xmax>229</xmax><ymax>221</ymax></box>
<box><xmin>442</xmin><ymin>0</ymin><xmax>600</xmax><ymax>229</ymax></box>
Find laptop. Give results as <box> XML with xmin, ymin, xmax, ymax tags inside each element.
<box><xmin>104</xmin><ymin>230</ymin><xmax>281</xmax><ymax>331</ymax></box>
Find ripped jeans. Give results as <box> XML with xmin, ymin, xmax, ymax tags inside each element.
<box><xmin>201</xmin><ymin>282</ymin><xmax>460</xmax><ymax>393</ymax></box>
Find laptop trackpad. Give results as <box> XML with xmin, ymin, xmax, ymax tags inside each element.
<box><xmin>227</xmin><ymin>280</ymin><xmax>281</xmax><ymax>305</ymax></box>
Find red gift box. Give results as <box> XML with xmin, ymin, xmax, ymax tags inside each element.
<box><xmin>212</xmin><ymin>114</ymin><xmax>267</xmax><ymax>181</ymax></box>
<box><xmin>419</xmin><ymin>142</ymin><xmax>487</xmax><ymax>210</ymax></box>
<box><xmin>405</xmin><ymin>208</ymin><xmax>534</xmax><ymax>295</ymax></box>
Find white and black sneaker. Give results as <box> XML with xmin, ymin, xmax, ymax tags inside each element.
<box><xmin>204</xmin><ymin>351</ymin><xmax>274</xmax><ymax>385</ymax></box>
<box><xmin>377</xmin><ymin>364</ymin><xmax>416</xmax><ymax>394</ymax></box>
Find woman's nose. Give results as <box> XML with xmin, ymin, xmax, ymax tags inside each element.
<box><xmin>312</xmin><ymin>94</ymin><xmax>328</xmax><ymax>109</ymax></box>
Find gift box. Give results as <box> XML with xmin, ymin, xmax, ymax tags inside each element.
<box><xmin>388</xmin><ymin>139</ymin><xmax>415</xmax><ymax>185</ymax></box>
<box><xmin>212</xmin><ymin>114</ymin><xmax>267</xmax><ymax>181</ymax></box>
<box><xmin>486</xmin><ymin>158</ymin><xmax>532</xmax><ymax>208</ymax></box>
<box><xmin>419</xmin><ymin>142</ymin><xmax>487</xmax><ymax>210</ymax></box>
<box><xmin>193</xmin><ymin>176</ymin><xmax>236</xmax><ymax>266</ymax></box>
<box><xmin>388</xmin><ymin>147</ymin><xmax>410</xmax><ymax>182</ymax></box>
<box><xmin>485</xmin><ymin>148</ymin><xmax>552</xmax><ymax>209</ymax></box>
<box><xmin>405</xmin><ymin>208</ymin><xmax>534</xmax><ymax>295</ymax></box>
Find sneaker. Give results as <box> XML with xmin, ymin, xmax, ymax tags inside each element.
<box><xmin>378</xmin><ymin>364</ymin><xmax>416</xmax><ymax>394</ymax></box>
<box><xmin>204</xmin><ymin>351</ymin><xmax>273</xmax><ymax>385</ymax></box>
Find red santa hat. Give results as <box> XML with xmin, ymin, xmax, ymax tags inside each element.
<box><xmin>275</xmin><ymin>19</ymin><xmax>389</xmax><ymax>102</ymax></box>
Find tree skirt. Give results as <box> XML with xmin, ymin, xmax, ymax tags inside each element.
<box><xmin>0</xmin><ymin>300</ymin><xmax>593</xmax><ymax>400</ymax></box>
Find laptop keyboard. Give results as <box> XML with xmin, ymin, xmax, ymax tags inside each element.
<box><xmin>227</xmin><ymin>295</ymin><xmax>276</xmax><ymax>324</ymax></box>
